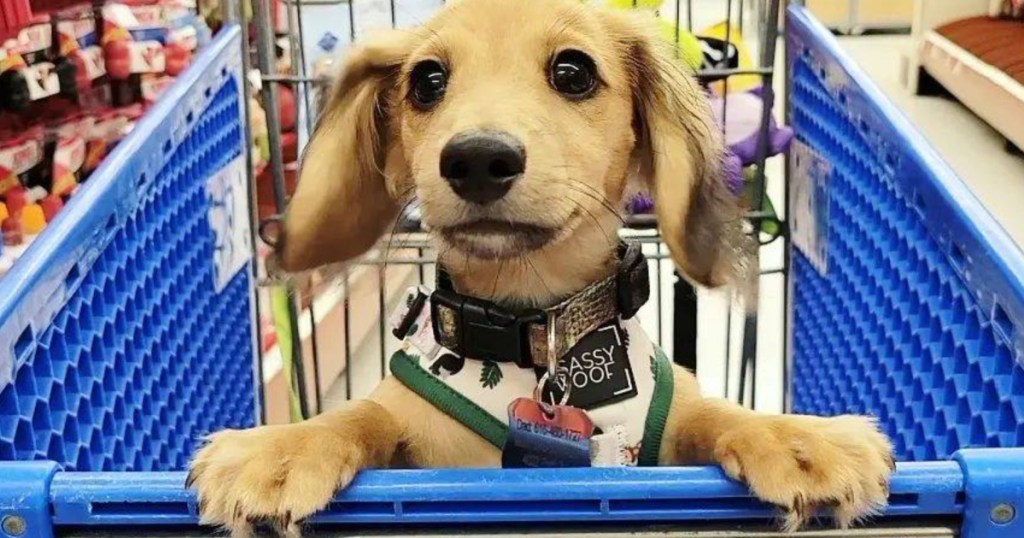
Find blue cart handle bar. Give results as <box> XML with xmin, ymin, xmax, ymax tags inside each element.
<box><xmin>1</xmin><ymin>449</ymin><xmax>1022</xmax><ymax>537</ymax></box>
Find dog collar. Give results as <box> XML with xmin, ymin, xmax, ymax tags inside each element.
<box><xmin>412</xmin><ymin>242</ymin><xmax>650</xmax><ymax>369</ymax></box>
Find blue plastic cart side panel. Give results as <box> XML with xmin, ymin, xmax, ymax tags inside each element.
<box><xmin>955</xmin><ymin>448</ymin><xmax>1024</xmax><ymax>538</ymax></box>
<box><xmin>0</xmin><ymin>25</ymin><xmax>258</xmax><ymax>472</ymax></box>
<box><xmin>786</xmin><ymin>7</ymin><xmax>1024</xmax><ymax>461</ymax></box>
<box><xmin>0</xmin><ymin>461</ymin><xmax>58</xmax><ymax>538</ymax></box>
<box><xmin>46</xmin><ymin>464</ymin><xmax>964</xmax><ymax>528</ymax></box>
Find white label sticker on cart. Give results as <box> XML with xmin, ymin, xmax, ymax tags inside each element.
<box><xmin>790</xmin><ymin>141</ymin><xmax>830</xmax><ymax>275</ymax></box>
<box><xmin>206</xmin><ymin>155</ymin><xmax>252</xmax><ymax>293</ymax></box>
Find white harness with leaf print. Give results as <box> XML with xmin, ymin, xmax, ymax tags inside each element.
<box><xmin>388</xmin><ymin>286</ymin><xmax>675</xmax><ymax>467</ymax></box>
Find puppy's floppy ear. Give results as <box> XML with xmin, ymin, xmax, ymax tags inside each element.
<box><xmin>610</xmin><ymin>14</ymin><xmax>750</xmax><ymax>287</ymax></box>
<box><xmin>279</xmin><ymin>30</ymin><xmax>416</xmax><ymax>272</ymax></box>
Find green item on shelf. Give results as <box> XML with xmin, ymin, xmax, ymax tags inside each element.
<box><xmin>743</xmin><ymin>167</ymin><xmax>781</xmax><ymax>238</ymax></box>
<box><xmin>657</xmin><ymin>19</ymin><xmax>704</xmax><ymax>71</ymax></box>
<box><xmin>271</xmin><ymin>286</ymin><xmax>303</xmax><ymax>423</ymax></box>
<box><xmin>588</xmin><ymin>0</ymin><xmax>703</xmax><ymax>71</ymax></box>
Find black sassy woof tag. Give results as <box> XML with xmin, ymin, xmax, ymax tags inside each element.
<box><xmin>540</xmin><ymin>321</ymin><xmax>637</xmax><ymax>410</ymax></box>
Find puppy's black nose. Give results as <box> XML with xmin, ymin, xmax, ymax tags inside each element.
<box><xmin>439</xmin><ymin>130</ymin><xmax>525</xmax><ymax>204</ymax></box>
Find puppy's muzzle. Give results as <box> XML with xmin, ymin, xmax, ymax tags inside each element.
<box><xmin>439</xmin><ymin>130</ymin><xmax>525</xmax><ymax>205</ymax></box>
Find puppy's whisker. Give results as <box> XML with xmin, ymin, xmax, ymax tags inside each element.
<box><xmin>434</xmin><ymin>241</ymin><xmax>455</xmax><ymax>275</ymax></box>
<box><xmin>559</xmin><ymin>176</ymin><xmax>615</xmax><ymax>203</ymax></box>
<box><xmin>569</xmin><ymin>196</ymin><xmax>616</xmax><ymax>247</ymax></box>
<box><xmin>489</xmin><ymin>258</ymin><xmax>506</xmax><ymax>299</ymax></box>
<box><xmin>388</xmin><ymin>210</ymin><xmax>426</xmax><ymax>257</ymax></box>
<box><xmin>389</xmin><ymin>183</ymin><xmax>418</xmax><ymax>204</ymax></box>
<box><xmin>562</xmin><ymin>182</ymin><xmax>626</xmax><ymax>226</ymax></box>
<box><xmin>381</xmin><ymin>192</ymin><xmax>419</xmax><ymax>248</ymax></box>
<box><xmin>381</xmin><ymin>194</ymin><xmax>423</xmax><ymax>275</ymax></box>
<box><xmin>546</xmin><ymin>152</ymin><xmax>626</xmax><ymax>227</ymax></box>
<box><xmin>522</xmin><ymin>256</ymin><xmax>554</xmax><ymax>299</ymax></box>
<box><xmin>565</xmin><ymin>181</ymin><xmax>618</xmax><ymax>215</ymax></box>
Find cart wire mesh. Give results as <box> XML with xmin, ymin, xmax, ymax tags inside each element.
<box><xmin>240</xmin><ymin>0</ymin><xmax>788</xmax><ymax>422</ymax></box>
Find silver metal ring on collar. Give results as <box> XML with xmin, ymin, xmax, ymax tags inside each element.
<box><xmin>534</xmin><ymin>368</ymin><xmax>571</xmax><ymax>407</ymax></box>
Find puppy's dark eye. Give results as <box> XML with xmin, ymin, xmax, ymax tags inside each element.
<box><xmin>550</xmin><ymin>50</ymin><xmax>597</xmax><ymax>98</ymax></box>
<box><xmin>409</xmin><ymin>60</ymin><xmax>447</xmax><ymax>109</ymax></box>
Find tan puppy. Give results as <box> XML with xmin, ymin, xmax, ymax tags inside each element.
<box><xmin>189</xmin><ymin>0</ymin><xmax>895</xmax><ymax>535</ymax></box>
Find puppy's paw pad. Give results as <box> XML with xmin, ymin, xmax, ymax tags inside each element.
<box><xmin>715</xmin><ymin>414</ymin><xmax>894</xmax><ymax>532</ymax></box>
<box><xmin>187</xmin><ymin>425</ymin><xmax>359</xmax><ymax>537</ymax></box>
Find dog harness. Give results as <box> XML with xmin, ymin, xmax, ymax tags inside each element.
<box><xmin>388</xmin><ymin>243</ymin><xmax>675</xmax><ymax>467</ymax></box>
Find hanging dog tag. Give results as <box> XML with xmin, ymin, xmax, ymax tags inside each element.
<box><xmin>501</xmin><ymin>398</ymin><xmax>594</xmax><ymax>468</ymax></box>
<box><xmin>539</xmin><ymin>321</ymin><xmax>638</xmax><ymax>410</ymax></box>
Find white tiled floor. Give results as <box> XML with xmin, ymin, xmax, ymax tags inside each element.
<box><xmin>838</xmin><ymin>35</ymin><xmax>1024</xmax><ymax>248</ymax></box>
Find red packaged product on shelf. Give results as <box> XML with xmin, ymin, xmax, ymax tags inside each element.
<box><xmin>0</xmin><ymin>18</ymin><xmax>62</xmax><ymax>112</ymax></box>
<box><xmin>101</xmin><ymin>2</ymin><xmax>166</xmax><ymax>79</ymax></box>
<box><xmin>40</xmin><ymin>193</ymin><xmax>62</xmax><ymax>221</ymax></box>
<box><xmin>85</xmin><ymin>105</ymin><xmax>136</xmax><ymax>168</ymax></box>
<box><xmin>54</xmin><ymin>4</ymin><xmax>108</xmax><ymax>106</ymax></box>
<box><xmin>50</xmin><ymin>128</ymin><xmax>85</xmax><ymax>196</ymax></box>
<box><xmin>3</xmin><ymin>187</ymin><xmax>28</xmax><ymax>216</ymax></box>
<box><xmin>20</xmin><ymin>16</ymin><xmax>54</xmax><ymax>63</ymax></box>
<box><xmin>49</xmin><ymin>105</ymin><xmax>134</xmax><ymax>185</ymax></box>
<box><xmin>1</xmin><ymin>215</ymin><xmax>23</xmax><ymax>246</ymax></box>
<box><xmin>54</xmin><ymin>112</ymin><xmax>100</xmax><ymax>175</ymax></box>
<box><xmin>139</xmin><ymin>72</ymin><xmax>173</xmax><ymax>105</ymax></box>
<box><xmin>0</xmin><ymin>126</ymin><xmax>45</xmax><ymax>196</ymax></box>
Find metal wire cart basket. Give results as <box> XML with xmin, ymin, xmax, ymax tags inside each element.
<box><xmin>1</xmin><ymin>1</ymin><xmax>1023</xmax><ymax>537</ymax></box>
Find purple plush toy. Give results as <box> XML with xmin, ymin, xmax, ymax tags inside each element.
<box><xmin>710</xmin><ymin>87</ymin><xmax>793</xmax><ymax>168</ymax></box>
<box><xmin>627</xmin><ymin>87</ymin><xmax>793</xmax><ymax>213</ymax></box>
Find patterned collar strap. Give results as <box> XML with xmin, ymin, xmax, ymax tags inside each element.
<box><xmin>427</xmin><ymin>241</ymin><xmax>650</xmax><ymax>369</ymax></box>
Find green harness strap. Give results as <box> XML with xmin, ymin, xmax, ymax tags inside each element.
<box><xmin>390</xmin><ymin>351</ymin><xmax>508</xmax><ymax>447</ymax></box>
<box><xmin>638</xmin><ymin>348</ymin><xmax>675</xmax><ymax>466</ymax></box>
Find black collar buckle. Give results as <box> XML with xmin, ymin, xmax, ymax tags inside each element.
<box><xmin>616</xmin><ymin>241</ymin><xmax>650</xmax><ymax>320</ymax></box>
<box><xmin>430</xmin><ymin>289</ymin><xmax>543</xmax><ymax>368</ymax></box>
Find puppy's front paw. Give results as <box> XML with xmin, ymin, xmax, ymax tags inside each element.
<box><xmin>715</xmin><ymin>414</ymin><xmax>895</xmax><ymax>532</ymax></box>
<box><xmin>188</xmin><ymin>423</ymin><xmax>361</xmax><ymax>537</ymax></box>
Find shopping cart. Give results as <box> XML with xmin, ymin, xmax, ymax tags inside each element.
<box><xmin>1</xmin><ymin>1</ymin><xmax>1023</xmax><ymax>538</ymax></box>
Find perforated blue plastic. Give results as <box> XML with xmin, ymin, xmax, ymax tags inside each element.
<box><xmin>0</xmin><ymin>26</ymin><xmax>256</xmax><ymax>472</ymax></box>
<box><xmin>787</xmin><ymin>8</ymin><xmax>1024</xmax><ymax>462</ymax></box>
